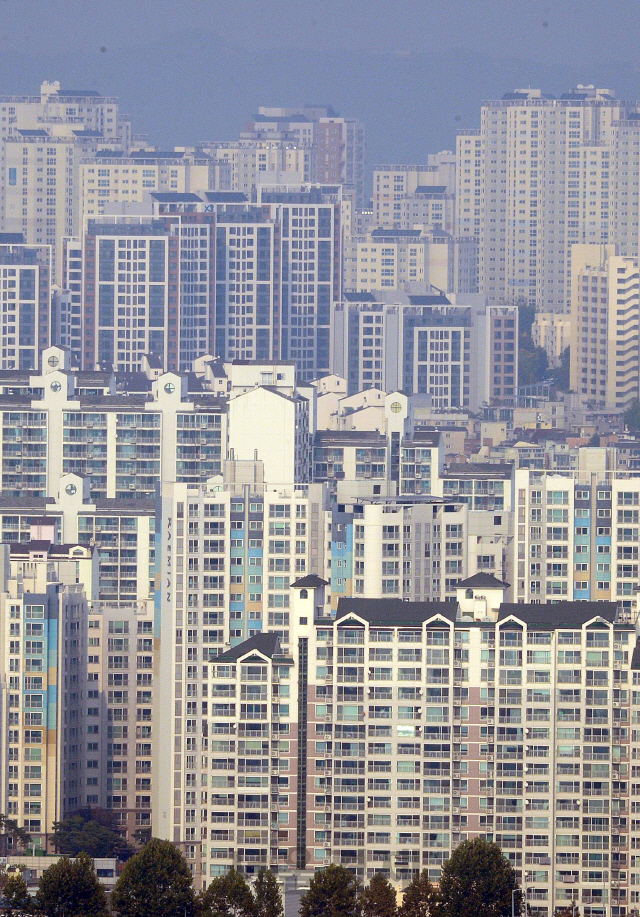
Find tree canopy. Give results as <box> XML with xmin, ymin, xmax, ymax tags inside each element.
<box><xmin>397</xmin><ymin>870</ymin><xmax>435</xmax><ymax>917</ymax></box>
<box><xmin>110</xmin><ymin>838</ymin><xmax>196</xmax><ymax>917</ymax></box>
<box><xmin>625</xmin><ymin>398</ymin><xmax>640</xmax><ymax>433</ymax></box>
<box><xmin>0</xmin><ymin>816</ymin><xmax>31</xmax><ymax>857</ymax></box>
<box><xmin>360</xmin><ymin>873</ymin><xmax>397</xmax><ymax>917</ymax></box>
<box><xmin>0</xmin><ymin>873</ymin><xmax>32</xmax><ymax>915</ymax></box>
<box><xmin>437</xmin><ymin>839</ymin><xmax>522</xmax><ymax>917</ymax></box>
<box><xmin>253</xmin><ymin>870</ymin><xmax>283</xmax><ymax>917</ymax></box>
<box><xmin>299</xmin><ymin>865</ymin><xmax>361</xmax><ymax>917</ymax></box>
<box><xmin>53</xmin><ymin>809</ymin><xmax>133</xmax><ymax>859</ymax></box>
<box><xmin>34</xmin><ymin>853</ymin><xmax>108</xmax><ymax>917</ymax></box>
<box><xmin>200</xmin><ymin>868</ymin><xmax>256</xmax><ymax>917</ymax></box>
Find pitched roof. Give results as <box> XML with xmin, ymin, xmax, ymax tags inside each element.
<box><xmin>336</xmin><ymin>598</ymin><xmax>457</xmax><ymax>626</ymax></box>
<box><xmin>498</xmin><ymin>601</ymin><xmax>617</xmax><ymax>628</ymax></box>
<box><xmin>458</xmin><ymin>573</ymin><xmax>509</xmax><ymax>589</ymax></box>
<box><xmin>291</xmin><ymin>574</ymin><xmax>329</xmax><ymax>588</ymax></box>
<box><xmin>214</xmin><ymin>632</ymin><xmax>281</xmax><ymax>662</ymax></box>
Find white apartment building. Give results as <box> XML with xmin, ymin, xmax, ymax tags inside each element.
<box><xmin>199</xmin><ymin>141</ymin><xmax>313</xmax><ymax>193</ymax></box>
<box><xmin>373</xmin><ymin>156</ymin><xmax>456</xmax><ymax>229</ymax></box>
<box><xmin>343</xmin><ymin>228</ymin><xmax>477</xmax><ymax>295</ymax></box>
<box><xmin>79</xmin><ymin>150</ymin><xmax>211</xmax><ymax>225</ymax></box>
<box><xmin>532</xmin><ymin>313</ymin><xmax>572</xmax><ymax>369</ymax></box>
<box><xmin>155</xmin><ymin>479</ymin><xmax>330</xmax><ymax>879</ymax></box>
<box><xmin>191</xmin><ymin>577</ymin><xmax>640</xmax><ymax>917</ymax></box>
<box><xmin>569</xmin><ymin>245</ymin><xmax>640</xmax><ymax>411</ymax></box>
<box><xmin>456</xmin><ymin>86</ymin><xmax>640</xmax><ymax>311</ymax></box>
<box><xmin>332</xmin><ymin>292</ymin><xmax>518</xmax><ymax>409</ymax></box>
<box><xmin>0</xmin><ymin>238</ymin><xmax>52</xmax><ymax>370</ymax></box>
<box><xmin>0</xmin><ymin>82</ymin><xmax>131</xmax><ymax>279</ymax></box>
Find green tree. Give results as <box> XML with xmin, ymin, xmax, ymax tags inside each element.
<box><xmin>35</xmin><ymin>853</ymin><xmax>108</xmax><ymax>917</ymax></box>
<box><xmin>625</xmin><ymin>398</ymin><xmax>640</xmax><ymax>433</ymax></box>
<box><xmin>53</xmin><ymin>809</ymin><xmax>133</xmax><ymax>859</ymax></box>
<box><xmin>110</xmin><ymin>838</ymin><xmax>196</xmax><ymax>917</ymax></box>
<box><xmin>253</xmin><ymin>870</ymin><xmax>283</xmax><ymax>917</ymax></box>
<box><xmin>200</xmin><ymin>869</ymin><xmax>255</xmax><ymax>917</ymax></box>
<box><xmin>361</xmin><ymin>873</ymin><xmax>397</xmax><ymax>917</ymax></box>
<box><xmin>552</xmin><ymin>347</ymin><xmax>571</xmax><ymax>392</ymax></box>
<box><xmin>437</xmin><ymin>838</ymin><xmax>522</xmax><ymax>917</ymax></box>
<box><xmin>0</xmin><ymin>816</ymin><xmax>31</xmax><ymax>857</ymax></box>
<box><xmin>518</xmin><ymin>346</ymin><xmax>549</xmax><ymax>387</ymax></box>
<box><xmin>397</xmin><ymin>870</ymin><xmax>435</xmax><ymax>917</ymax></box>
<box><xmin>0</xmin><ymin>873</ymin><xmax>32</xmax><ymax>916</ymax></box>
<box><xmin>299</xmin><ymin>865</ymin><xmax>360</xmax><ymax>917</ymax></box>
<box><xmin>554</xmin><ymin>906</ymin><xmax>579</xmax><ymax>917</ymax></box>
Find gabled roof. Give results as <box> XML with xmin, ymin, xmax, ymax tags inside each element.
<box><xmin>214</xmin><ymin>632</ymin><xmax>280</xmax><ymax>662</ymax></box>
<box><xmin>292</xmin><ymin>574</ymin><xmax>329</xmax><ymax>589</ymax></box>
<box><xmin>458</xmin><ymin>573</ymin><xmax>509</xmax><ymax>589</ymax></box>
<box><xmin>498</xmin><ymin>602</ymin><xmax>617</xmax><ymax>628</ymax></box>
<box><xmin>336</xmin><ymin>598</ymin><xmax>456</xmax><ymax>626</ymax></box>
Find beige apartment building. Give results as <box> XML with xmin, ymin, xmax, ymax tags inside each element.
<box><xmin>456</xmin><ymin>86</ymin><xmax>640</xmax><ymax>311</ymax></box>
<box><xmin>569</xmin><ymin>245</ymin><xmax>639</xmax><ymax>411</ymax></box>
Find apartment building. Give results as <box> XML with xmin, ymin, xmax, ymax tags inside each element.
<box><xmin>0</xmin><ymin>545</ymin><xmax>91</xmax><ymax>850</ymax></box>
<box><xmin>0</xmin><ymin>82</ymin><xmax>131</xmax><ymax>279</ymax></box>
<box><xmin>199</xmin><ymin>140</ymin><xmax>313</xmax><ymax>193</ymax></box>
<box><xmin>81</xmin><ymin>212</ymin><xmax>218</xmax><ymax>373</ymax></box>
<box><xmin>245</xmin><ymin>107</ymin><xmax>365</xmax><ymax>205</ymax></box>
<box><xmin>456</xmin><ymin>86</ymin><xmax>640</xmax><ymax>310</ymax></box>
<box><xmin>0</xmin><ymin>523</ymin><xmax>155</xmax><ymax>850</ymax></box>
<box><xmin>0</xmin><ymin>236</ymin><xmax>52</xmax><ymax>370</ymax></box>
<box><xmin>331</xmin><ymin>292</ymin><xmax>518</xmax><ymax>409</ymax></box>
<box><xmin>343</xmin><ymin>228</ymin><xmax>477</xmax><ymax>295</ymax></box>
<box><xmin>80</xmin><ymin>149</ymin><xmax>212</xmax><ymax>224</ymax></box>
<box><xmin>193</xmin><ymin>577</ymin><xmax>639</xmax><ymax>917</ymax></box>
<box><xmin>154</xmin><ymin>479</ymin><xmax>330</xmax><ymax>878</ymax></box>
<box><xmin>569</xmin><ymin>245</ymin><xmax>640</xmax><ymax>411</ymax></box>
<box><xmin>372</xmin><ymin>156</ymin><xmax>456</xmax><ymax>230</ymax></box>
<box><xmin>513</xmin><ymin>469</ymin><xmax>640</xmax><ymax>618</ymax></box>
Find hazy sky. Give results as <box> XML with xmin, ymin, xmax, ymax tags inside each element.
<box><xmin>3</xmin><ymin>0</ymin><xmax>640</xmax><ymax>172</ymax></box>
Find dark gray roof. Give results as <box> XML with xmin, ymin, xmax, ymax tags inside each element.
<box><xmin>56</xmin><ymin>89</ymin><xmax>101</xmax><ymax>97</ymax></box>
<box><xmin>403</xmin><ymin>431</ymin><xmax>441</xmax><ymax>447</ymax></box>
<box><xmin>151</xmin><ymin>192</ymin><xmax>202</xmax><ymax>202</ymax></box>
<box><xmin>631</xmin><ymin>639</ymin><xmax>640</xmax><ymax>670</ymax></box>
<box><xmin>407</xmin><ymin>294</ymin><xmax>451</xmax><ymax>305</ymax></box>
<box><xmin>443</xmin><ymin>463</ymin><xmax>514</xmax><ymax>479</ymax></box>
<box><xmin>459</xmin><ymin>573</ymin><xmax>509</xmax><ymax>589</ymax></box>
<box><xmin>498</xmin><ymin>602</ymin><xmax>617</xmax><ymax>628</ymax></box>
<box><xmin>214</xmin><ymin>632</ymin><xmax>281</xmax><ymax>662</ymax></box>
<box><xmin>292</xmin><ymin>574</ymin><xmax>329</xmax><ymax>588</ymax></box>
<box><xmin>414</xmin><ymin>185</ymin><xmax>447</xmax><ymax>195</ymax></box>
<box><xmin>203</xmin><ymin>191</ymin><xmax>250</xmax><ymax>203</ymax></box>
<box><xmin>314</xmin><ymin>430</ymin><xmax>386</xmax><ymax>446</ymax></box>
<box><xmin>343</xmin><ymin>292</ymin><xmax>379</xmax><ymax>302</ymax></box>
<box><xmin>337</xmin><ymin>598</ymin><xmax>457</xmax><ymax>626</ymax></box>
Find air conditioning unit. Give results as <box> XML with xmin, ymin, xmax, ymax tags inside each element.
<box><xmin>614</xmin><ymin>643</ymin><xmax>622</xmax><ymax>650</ymax></box>
<box><xmin>325</xmin><ymin>715</ymin><xmax>332</xmax><ymax>722</ymax></box>
<box><xmin>324</xmin><ymin>841</ymin><xmax>331</xmax><ymax>848</ymax></box>
<box><xmin>452</xmin><ymin>807</ymin><xmax>460</xmax><ymax>814</ymax></box>
<box><xmin>325</xmin><ymin>751</ymin><xmax>332</xmax><ymax>759</ymax></box>
<box><xmin>487</xmin><ymin>718</ymin><xmax>494</xmax><ymax>725</ymax></box>
<box><xmin>487</xmin><ymin>754</ymin><xmax>493</xmax><ymax>761</ymax></box>
<box><xmin>613</xmin><ymin>702</ymin><xmax>620</xmax><ymax>708</ymax></box>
